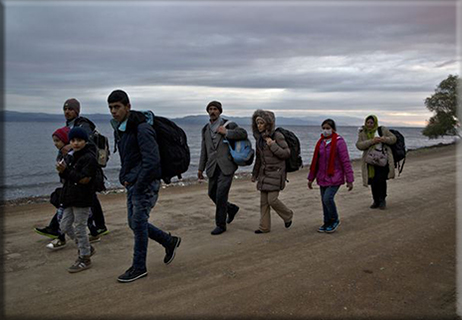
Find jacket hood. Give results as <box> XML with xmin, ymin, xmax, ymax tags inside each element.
<box><xmin>252</xmin><ymin>109</ymin><xmax>275</xmax><ymax>138</ymax></box>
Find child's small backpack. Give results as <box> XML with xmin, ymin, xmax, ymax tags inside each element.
<box><xmin>274</xmin><ymin>127</ymin><xmax>303</xmax><ymax>172</ymax></box>
<box><xmin>379</xmin><ymin>127</ymin><xmax>407</xmax><ymax>175</ymax></box>
<box><xmin>223</xmin><ymin>121</ymin><xmax>255</xmax><ymax>166</ymax></box>
<box><xmin>142</xmin><ymin>111</ymin><xmax>191</xmax><ymax>184</ymax></box>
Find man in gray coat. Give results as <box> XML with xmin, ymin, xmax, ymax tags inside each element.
<box><xmin>198</xmin><ymin>101</ymin><xmax>248</xmax><ymax>235</ymax></box>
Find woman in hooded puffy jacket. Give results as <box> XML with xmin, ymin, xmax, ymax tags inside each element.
<box><xmin>251</xmin><ymin>109</ymin><xmax>294</xmax><ymax>234</ymax></box>
<box><xmin>308</xmin><ymin>119</ymin><xmax>354</xmax><ymax>233</ymax></box>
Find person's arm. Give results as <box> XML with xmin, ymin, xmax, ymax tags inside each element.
<box><xmin>381</xmin><ymin>127</ymin><xmax>397</xmax><ymax>146</ymax></box>
<box><xmin>268</xmin><ymin>132</ymin><xmax>290</xmax><ymax>160</ymax></box>
<box><xmin>251</xmin><ymin>147</ymin><xmax>261</xmax><ymax>182</ymax></box>
<box><xmin>356</xmin><ymin>130</ymin><xmax>375</xmax><ymax>151</ymax></box>
<box><xmin>337</xmin><ymin>138</ymin><xmax>354</xmax><ymax>188</ymax></box>
<box><xmin>59</xmin><ymin>155</ymin><xmax>97</xmax><ymax>184</ymax></box>
<box><xmin>198</xmin><ymin>127</ymin><xmax>207</xmax><ymax>179</ymax></box>
<box><xmin>135</xmin><ymin>124</ymin><xmax>161</xmax><ymax>192</ymax></box>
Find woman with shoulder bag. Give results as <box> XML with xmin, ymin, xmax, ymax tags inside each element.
<box><xmin>356</xmin><ymin>115</ymin><xmax>396</xmax><ymax>210</ymax></box>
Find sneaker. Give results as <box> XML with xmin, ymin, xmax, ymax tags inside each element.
<box><xmin>211</xmin><ymin>226</ymin><xmax>226</xmax><ymax>235</ymax></box>
<box><xmin>89</xmin><ymin>235</ymin><xmax>101</xmax><ymax>243</ymax></box>
<box><xmin>164</xmin><ymin>235</ymin><xmax>181</xmax><ymax>265</ymax></box>
<box><xmin>370</xmin><ymin>202</ymin><xmax>379</xmax><ymax>209</ymax></box>
<box><xmin>34</xmin><ymin>227</ymin><xmax>59</xmax><ymax>239</ymax></box>
<box><xmin>95</xmin><ymin>228</ymin><xmax>109</xmax><ymax>236</ymax></box>
<box><xmin>284</xmin><ymin>220</ymin><xmax>293</xmax><ymax>229</ymax></box>
<box><xmin>227</xmin><ymin>206</ymin><xmax>239</xmax><ymax>224</ymax></box>
<box><xmin>46</xmin><ymin>239</ymin><xmax>67</xmax><ymax>251</ymax></box>
<box><xmin>325</xmin><ymin>220</ymin><xmax>341</xmax><ymax>233</ymax></box>
<box><xmin>378</xmin><ymin>200</ymin><xmax>387</xmax><ymax>210</ymax></box>
<box><xmin>68</xmin><ymin>256</ymin><xmax>92</xmax><ymax>273</ymax></box>
<box><xmin>317</xmin><ymin>224</ymin><xmax>328</xmax><ymax>233</ymax></box>
<box><xmin>117</xmin><ymin>266</ymin><xmax>147</xmax><ymax>283</ymax></box>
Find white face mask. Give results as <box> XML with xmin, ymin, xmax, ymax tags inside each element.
<box><xmin>322</xmin><ymin>129</ymin><xmax>332</xmax><ymax>137</ymax></box>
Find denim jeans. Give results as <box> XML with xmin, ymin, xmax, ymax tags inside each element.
<box><xmin>320</xmin><ymin>185</ymin><xmax>340</xmax><ymax>224</ymax></box>
<box><xmin>126</xmin><ymin>180</ymin><xmax>172</xmax><ymax>270</ymax></box>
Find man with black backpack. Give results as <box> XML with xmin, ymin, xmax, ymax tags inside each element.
<box><xmin>108</xmin><ymin>89</ymin><xmax>181</xmax><ymax>283</ymax></box>
<box><xmin>198</xmin><ymin>101</ymin><xmax>248</xmax><ymax>235</ymax></box>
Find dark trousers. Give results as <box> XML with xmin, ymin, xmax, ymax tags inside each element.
<box><xmin>368</xmin><ymin>165</ymin><xmax>389</xmax><ymax>204</ymax></box>
<box><xmin>208</xmin><ymin>166</ymin><xmax>237</xmax><ymax>229</ymax></box>
<box><xmin>126</xmin><ymin>180</ymin><xmax>172</xmax><ymax>270</ymax></box>
<box><xmin>48</xmin><ymin>194</ymin><xmax>107</xmax><ymax>240</ymax></box>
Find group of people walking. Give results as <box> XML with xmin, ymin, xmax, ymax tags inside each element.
<box><xmin>34</xmin><ymin>89</ymin><xmax>398</xmax><ymax>283</ymax></box>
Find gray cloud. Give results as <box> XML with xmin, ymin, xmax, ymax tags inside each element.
<box><xmin>5</xmin><ymin>2</ymin><xmax>458</xmax><ymax>124</ymax></box>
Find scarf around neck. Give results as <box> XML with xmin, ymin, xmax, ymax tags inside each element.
<box><xmin>309</xmin><ymin>132</ymin><xmax>339</xmax><ymax>177</ymax></box>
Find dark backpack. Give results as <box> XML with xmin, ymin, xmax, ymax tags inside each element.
<box><xmin>143</xmin><ymin>111</ymin><xmax>191</xmax><ymax>184</ymax></box>
<box><xmin>274</xmin><ymin>127</ymin><xmax>303</xmax><ymax>172</ymax></box>
<box><xmin>378</xmin><ymin>127</ymin><xmax>407</xmax><ymax>175</ymax></box>
<box><xmin>74</xmin><ymin>117</ymin><xmax>110</xmax><ymax>167</ymax></box>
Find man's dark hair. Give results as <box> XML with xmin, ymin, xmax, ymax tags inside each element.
<box><xmin>322</xmin><ymin>118</ymin><xmax>337</xmax><ymax>131</ymax></box>
<box><xmin>108</xmin><ymin>90</ymin><xmax>130</xmax><ymax>106</ymax></box>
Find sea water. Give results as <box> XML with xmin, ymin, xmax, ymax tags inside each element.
<box><xmin>1</xmin><ymin>121</ymin><xmax>456</xmax><ymax>201</ymax></box>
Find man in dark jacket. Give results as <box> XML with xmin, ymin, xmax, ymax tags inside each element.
<box><xmin>198</xmin><ymin>101</ymin><xmax>247</xmax><ymax>235</ymax></box>
<box><xmin>34</xmin><ymin>98</ymin><xmax>109</xmax><ymax>244</ymax></box>
<box><xmin>108</xmin><ymin>89</ymin><xmax>181</xmax><ymax>283</ymax></box>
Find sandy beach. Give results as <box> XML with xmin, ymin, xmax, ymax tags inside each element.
<box><xmin>3</xmin><ymin>143</ymin><xmax>459</xmax><ymax>319</ymax></box>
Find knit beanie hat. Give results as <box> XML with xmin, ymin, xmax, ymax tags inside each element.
<box><xmin>68</xmin><ymin>127</ymin><xmax>88</xmax><ymax>142</ymax></box>
<box><xmin>63</xmin><ymin>98</ymin><xmax>81</xmax><ymax>115</ymax></box>
<box><xmin>206</xmin><ymin>101</ymin><xmax>223</xmax><ymax>114</ymax></box>
<box><xmin>52</xmin><ymin>126</ymin><xmax>70</xmax><ymax>144</ymax></box>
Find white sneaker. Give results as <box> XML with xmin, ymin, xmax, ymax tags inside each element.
<box><xmin>46</xmin><ymin>239</ymin><xmax>67</xmax><ymax>251</ymax></box>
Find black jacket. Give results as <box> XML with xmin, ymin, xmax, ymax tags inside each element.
<box><xmin>112</xmin><ymin>111</ymin><xmax>162</xmax><ymax>194</ymax></box>
<box><xmin>59</xmin><ymin>144</ymin><xmax>98</xmax><ymax>208</ymax></box>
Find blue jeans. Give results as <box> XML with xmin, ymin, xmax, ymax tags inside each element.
<box><xmin>320</xmin><ymin>186</ymin><xmax>340</xmax><ymax>224</ymax></box>
<box><xmin>126</xmin><ymin>180</ymin><xmax>172</xmax><ymax>270</ymax></box>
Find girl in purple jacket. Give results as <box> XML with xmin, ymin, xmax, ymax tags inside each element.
<box><xmin>307</xmin><ymin>119</ymin><xmax>354</xmax><ymax>233</ymax></box>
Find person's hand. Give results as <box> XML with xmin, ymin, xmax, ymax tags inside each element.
<box><xmin>347</xmin><ymin>182</ymin><xmax>353</xmax><ymax>191</ymax></box>
<box><xmin>61</xmin><ymin>144</ymin><xmax>72</xmax><ymax>155</ymax></box>
<box><xmin>251</xmin><ymin>176</ymin><xmax>256</xmax><ymax>183</ymax></box>
<box><xmin>198</xmin><ymin>170</ymin><xmax>205</xmax><ymax>181</ymax></box>
<box><xmin>307</xmin><ymin>180</ymin><xmax>313</xmax><ymax>189</ymax></box>
<box><xmin>123</xmin><ymin>181</ymin><xmax>131</xmax><ymax>187</ymax></box>
<box><xmin>217</xmin><ymin>126</ymin><xmax>227</xmax><ymax>135</ymax></box>
<box><xmin>265</xmin><ymin>137</ymin><xmax>274</xmax><ymax>146</ymax></box>
<box><xmin>372</xmin><ymin>137</ymin><xmax>382</xmax><ymax>144</ymax></box>
<box><xmin>56</xmin><ymin>160</ymin><xmax>67</xmax><ymax>173</ymax></box>
<box><xmin>79</xmin><ymin>177</ymin><xmax>91</xmax><ymax>184</ymax></box>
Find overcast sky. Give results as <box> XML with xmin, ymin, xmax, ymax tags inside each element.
<box><xmin>5</xmin><ymin>1</ymin><xmax>459</xmax><ymax>126</ymax></box>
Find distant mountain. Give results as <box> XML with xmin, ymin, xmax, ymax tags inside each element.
<box><xmin>0</xmin><ymin>110</ymin><xmax>369</xmax><ymax>127</ymax></box>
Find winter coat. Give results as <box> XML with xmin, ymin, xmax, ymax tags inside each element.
<box><xmin>199</xmin><ymin>118</ymin><xmax>248</xmax><ymax>177</ymax></box>
<box><xmin>307</xmin><ymin>135</ymin><xmax>354</xmax><ymax>187</ymax></box>
<box><xmin>59</xmin><ymin>144</ymin><xmax>98</xmax><ymax>208</ymax></box>
<box><xmin>356</xmin><ymin>126</ymin><xmax>396</xmax><ymax>186</ymax></box>
<box><xmin>251</xmin><ymin>110</ymin><xmax>291</xmax><ymax>192</ymax></box>
<box><xmin>111</xmin><ymin>111</ymin><xmax>162</xmax><ymax>194</ymax></box>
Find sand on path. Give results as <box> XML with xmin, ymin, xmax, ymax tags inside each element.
<box><xmin>3</xmin><ymin>144</ymin><xmax>458</xmax><ymax>319</ymax></box>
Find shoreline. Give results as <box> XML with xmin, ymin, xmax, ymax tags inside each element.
<box><xmin>1</xmin><ymin>141</ymin><xmax>457</xmax><ymax>207</ymax></box>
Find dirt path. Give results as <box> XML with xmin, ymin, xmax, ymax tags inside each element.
<box><xmin>3</xmin><ymin>144</ymin><xmax>459</xmax><ymax>319</ymax></box>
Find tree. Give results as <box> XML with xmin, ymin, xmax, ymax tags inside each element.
<box><xmin>422</xmin><ymin>74</ymin><xmax>460</xmax><ymax>138</ymax></box>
